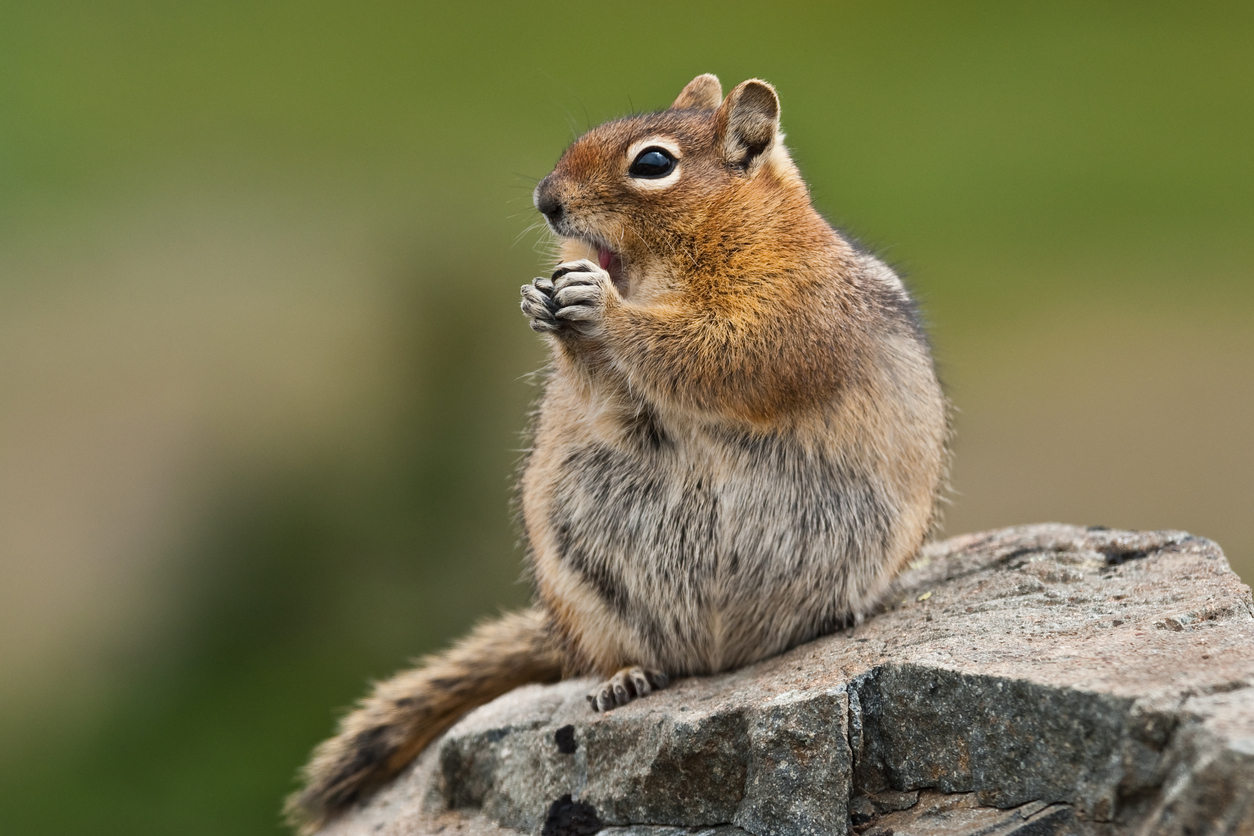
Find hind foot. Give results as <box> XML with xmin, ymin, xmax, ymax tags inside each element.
<box><xmin>587</xmin><ymin>666</ymin><xmax>669</xmax><ymax>712</ymax></box>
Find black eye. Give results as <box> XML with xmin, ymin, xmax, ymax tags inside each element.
<box><xmin>629</xmin><ymin>147</ymin><xmax>677</xmax><ymax>178</ymax></box>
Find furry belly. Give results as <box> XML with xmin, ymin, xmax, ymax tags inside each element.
<box><xmin>540</xmin><ymin>434</ymin><xmax>894</xmax><ymax>674</ymax></box>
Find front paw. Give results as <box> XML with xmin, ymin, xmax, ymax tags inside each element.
<box><xmin>520</xmin><ymin>259</ymin><xmax>611</xmax><ymax>335</ymax></box>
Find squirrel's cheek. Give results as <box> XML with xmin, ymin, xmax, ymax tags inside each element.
<box><xmin>603</xmin><ymin>252</ymin><xmax>627</xmax><ymax>296</ymax></box>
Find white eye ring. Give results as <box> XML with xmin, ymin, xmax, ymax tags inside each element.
<box><xmin>625</xmin><ymin>137</ymin><xmax>682</xmax><ymax>190</ymax></box>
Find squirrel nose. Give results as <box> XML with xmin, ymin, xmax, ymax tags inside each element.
<box><xmin>534</xmin><ymin>180</ymin><xmax>564</xmax><ymax>224</ymax></box>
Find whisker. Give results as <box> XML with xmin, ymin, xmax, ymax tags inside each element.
<box><xmin>512</xmin><ymin>219</ymin><xmax>547</xmax><ymax>250</ymax></box>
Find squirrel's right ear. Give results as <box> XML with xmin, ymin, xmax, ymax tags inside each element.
<box><xmin>715</xmin><ymin>79</ymin><xmax>780</xmax><ymax>175</ymax></box>
<box><xmin>672</xmin><ymin>74</ymin><xmax>722</xmax><ymax>110</ymax></box>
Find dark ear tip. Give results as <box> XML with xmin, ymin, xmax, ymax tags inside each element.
<box><xmin>734</xmin><ymin>79</ymin><xmax>779</xmax><ymax>115</ymax></box>
<box><xmin>717</xmin><ymin>79</ymin><xmax>781</xmax><ymax>168</ymax></box>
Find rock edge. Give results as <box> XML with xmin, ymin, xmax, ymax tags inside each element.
<box><xmin>315</xmin><ymin>525</ymin><xmax>1254</xmax><ymax>836</ymax></box>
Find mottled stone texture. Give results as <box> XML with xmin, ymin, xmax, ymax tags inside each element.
<box><xmin>735</xmin><ymin>688</ymin><xmax>850</xmax><ymax>836</ymax></box>
<box><xmin>316</xmin><ymin>525</ymin><xmax>1254</xmax><ymax>836</ymax></box>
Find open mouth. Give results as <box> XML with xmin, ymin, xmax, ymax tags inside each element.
<box><xmin>597</xmin><ymin>247</ymin><xmax>627</xmax><ymax>294</ymax></box>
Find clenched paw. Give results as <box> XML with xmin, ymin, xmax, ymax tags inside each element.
<box><xmin>587</xmin><ymin>666</ymin><xmax>669</xmax><ymax>712</ymax></box>
<box><xmin>520</xmin><ymin>276</ymin><xmax>559</xmax><ymax>332</ymax></box>
<box><xmin>520</xmin><ymin>259</ymin><xmax>611</xmax><ymax>335</ymax></box>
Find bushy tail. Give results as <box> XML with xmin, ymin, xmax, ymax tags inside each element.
<box><xmin>285</xmin><ymin>607</ymin><xmax>564</xmax><ymax>834</ymax></box>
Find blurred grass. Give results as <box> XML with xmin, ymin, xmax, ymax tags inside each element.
<box><xmin>0</xmin><ymin>1</ymin><xmax>1250</xmax><ymax>833</ymax></box>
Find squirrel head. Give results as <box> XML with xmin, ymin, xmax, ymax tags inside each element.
<box><xmin>534</xmin><ymin>75</ymin><xmax>812</xmax><ymax>300</ymax></box>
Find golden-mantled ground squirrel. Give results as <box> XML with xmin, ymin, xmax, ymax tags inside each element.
<box><xmin>286</xmin><ymin>74</ymin><xmax>948</xmax><ymax>833</ymax></box>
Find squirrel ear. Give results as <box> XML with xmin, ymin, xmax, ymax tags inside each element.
<box><xmin>715</xmin><ymin>79</ymin><xmax>780</xmax><ymax>173</ymax></box>
<box><xmin>672</xmin><ymin>74</ymin><xmax>723</xmax><ymax>110</ymax></box>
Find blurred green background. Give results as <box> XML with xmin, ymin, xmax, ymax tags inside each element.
<box><xmin>0</xmin><ymin>1</ymin><xmax>1250</xmax><ymax>833</ymax></box>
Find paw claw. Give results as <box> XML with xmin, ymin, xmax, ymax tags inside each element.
<box><xmin>629</xmin><ymin>669</ymin><xmax>652</xmax><ymax>697</ymax></box>
<box><xmin>555</xmin><ymin>305</ymin><xmax>598</xmax><ymax>322</ymax></box>
<box><xmin>551</xmin><ymin>259</ymin><xmax>599</xmax><ymax>282</ymax></box>
<box><xmin>521</xmin><ymin>281</ymin><xmax>561</xmax><ymax>331</ymax></box>
<box><xmin>554</xmin><ymin>284</ymin><xmax>600</xmax><ymax>307</ymax></box>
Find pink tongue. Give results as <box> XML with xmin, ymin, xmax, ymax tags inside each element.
<box><xmin>598</xmin><ymin>248</ymin><xmax>613</xmax><ymax>271</ymax></box>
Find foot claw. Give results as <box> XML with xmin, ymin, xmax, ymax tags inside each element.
<box><xmin>587</xmin><ymin>666</ymin><xmax>669</xmax><ymax>713</ymax></box>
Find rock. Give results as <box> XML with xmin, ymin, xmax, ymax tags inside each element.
<box><xmin>315</xmin><ymin>525</ymin><xmax>1254</xmax><ymax>836</ymax></box>
<box><xmin>853</xmin><ymin>791</ymin><xmax>1077</xmax><ymax>836</ymax></box>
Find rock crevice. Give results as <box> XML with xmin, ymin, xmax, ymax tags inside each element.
<box><xmin>316</xmin><ymin>525</ymin><xmax>1254</xmax><ymax>836</ymax></box>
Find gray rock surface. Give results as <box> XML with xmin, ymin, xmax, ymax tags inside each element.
<box><xmin>316</xmin><ymin>525</ymin><xmax>1254</xmax><ymax>836</ymax></box>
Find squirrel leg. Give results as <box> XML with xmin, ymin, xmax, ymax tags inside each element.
<box><xmin>285</xmin><ymin>608</ymin><xmax>564</xmax><ymax>834</ymax></box>
<box><xmin>587</xmin><ymin>666</ymin><xmax>670</xmax><ymax>712</ymax></box>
